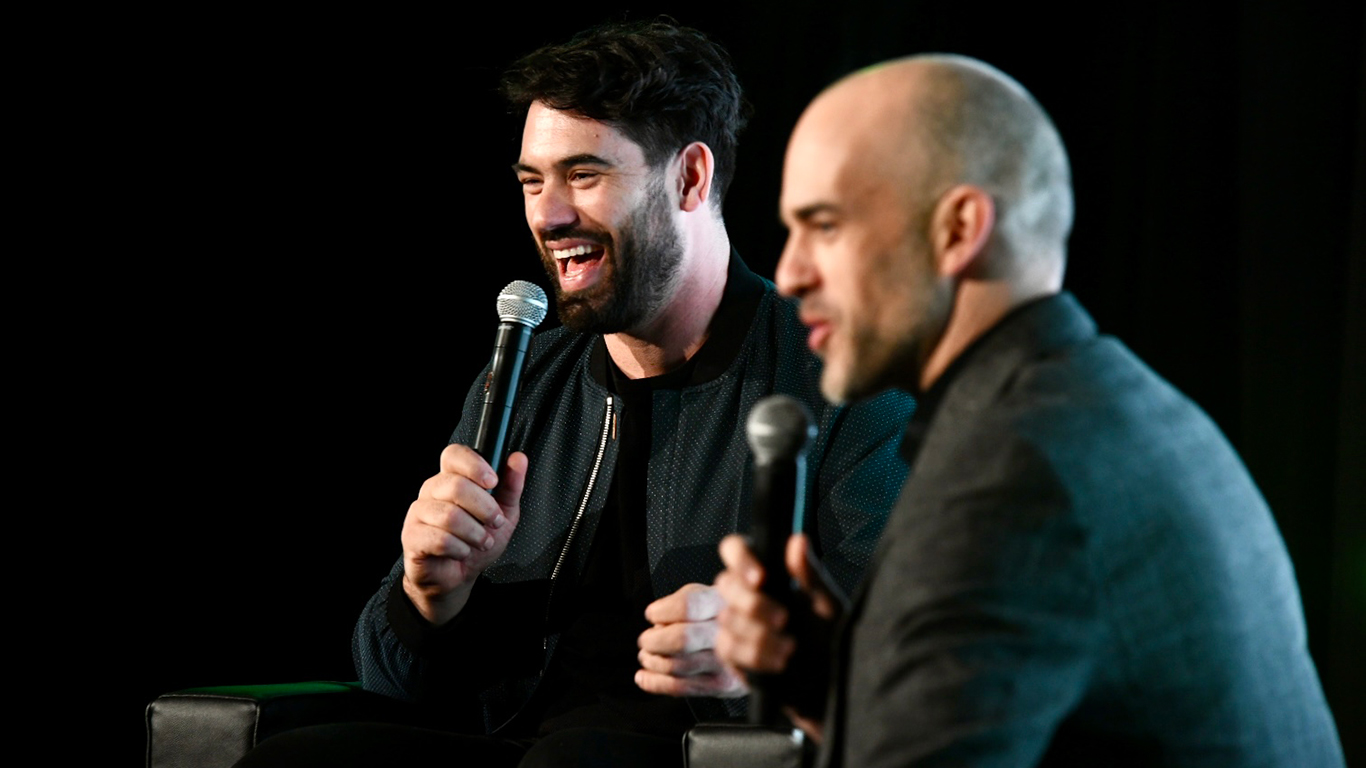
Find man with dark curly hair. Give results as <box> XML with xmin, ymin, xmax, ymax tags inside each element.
<box><xmin>236</xmin><ymin>19</ymin><xmax>913</xmax><ymax>768</ymax></box>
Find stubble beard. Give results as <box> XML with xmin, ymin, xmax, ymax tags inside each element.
<box><xmin>540</xmin><ymin>174</ymin><xmax>685</xmax><ymax>335</ymax></box>
<box><xmin>822</xmin><ymin>253</ymin><xmax>954</xmax><ymax>404</ymax></box>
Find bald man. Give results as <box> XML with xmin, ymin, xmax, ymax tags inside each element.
<box><xmin>714</xmin><ymin>56</ymin><xmax>1344</xmax><ymax>767</ymax></box>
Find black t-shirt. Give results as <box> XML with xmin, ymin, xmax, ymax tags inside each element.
<box><xmin>519</xmin><ymin>254</ymin><xmax>766</xmax><ymax>738</ymax></box>
<box><xmin>527</xmin><ymin>355</ymin><xmax>701</xmax><ymax>737</ymax></box>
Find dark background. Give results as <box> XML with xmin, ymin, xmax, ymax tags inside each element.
<box><xmin>114</xmin><ymin>2</ymin><xmax>1362</xmax><ymax>763</ymax></box>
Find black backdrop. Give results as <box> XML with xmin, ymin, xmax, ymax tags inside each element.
<box><xmin>118</xmin><ymin>2</ymin><xmax>1363</xmax><ymax>763</ymax></box>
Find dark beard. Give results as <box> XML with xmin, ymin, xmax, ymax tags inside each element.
<box><xmin>540</xmin><ymin>176</ymin><xmax>684</xmax><ymax>334</ymax></box>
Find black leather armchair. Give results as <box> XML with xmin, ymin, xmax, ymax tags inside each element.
<box><xmin>146</xmin><ymin>681</ymin><xmax>809</xmax><ymax>768</ymax></box>
<box><xmin>146</xmin><ymin>682</ymin><xmax>413</xmax><ymax>768</ymax></box>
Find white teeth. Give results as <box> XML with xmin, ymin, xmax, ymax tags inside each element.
<box><xmin>551</xmin><ymin>244</ymin><xmax>596</xmax><ymax>260</ymax></box>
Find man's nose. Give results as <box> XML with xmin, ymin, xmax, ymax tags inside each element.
<box><xmin>775</xmin><ymin>236</ymin><xmax>815</xmax><ymax>298</ymax></box>
<box><xmin>527</xmin><ymin>182</ymin><xmax>579</xmax><ymax>234</ymax></box>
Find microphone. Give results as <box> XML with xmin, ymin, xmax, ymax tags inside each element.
<box><xmin>472</xmin><ymin>280</ymin><xmax>548</xmax><ymax>475</ymax></box>
<box><xmin>744</xmin><ymin>394</ymin><xmax>816</xmax><ymax>726</ymax></box>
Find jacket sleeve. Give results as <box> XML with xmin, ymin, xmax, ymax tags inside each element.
<box><xmin>835</xmin><ymin>429</ymin><xmax>1101</xmax><ymax>768</ymax></box>
<box><xmin>352</xmin><ymin>557</ymin><xmax>424</xmax><ymax>702</ymax></box>
<box><xmin>806</xmin><ymin>388</ymin><xmax>916</xmax><ymax>598</ymax></box>
<box><xmin>352</xmin><ymin>556</ymin><xmax>545</xmax><ymax>712</ymax></box>
<box><xmin>351</xmin><ymin>361</ymin><xmax>539</xmax><ymax>707</ymax></box>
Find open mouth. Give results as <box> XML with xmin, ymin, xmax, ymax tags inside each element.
<box><xmin>799</xmin><ymin>310</ymin><xmax>832</xmax><ymax>355</ymax></box>
<box><xmin>550</xmin><ymin>243</ymin><xmax>608</xmax><ymax>290</ymax></box>
<box><xmin>806</xmin><ymin>320</ymin><xmax>831</xmax><ymax>354</ymax></box>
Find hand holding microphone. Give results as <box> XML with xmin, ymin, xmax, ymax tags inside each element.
<box><xmin>635</xmin><ymin>396</ymin><xmax>816</xmax><ymax>703</ymax></box>
<box><xmin>714</xmin><ymin>394</ymin><xmax>842</xmax><ymax>738</ymax></box>
<box><xmin>746</xmin><ymin>396</ymin><xmax>816</xmax><ymax>611</ymax></box>
<box><xmin>742</xmin><ymin>394</ymin><xmax>815</xmax><ymax>725</ymax></box>
<box><xmin>401</xmin><ymin>281</ymin><xmax>547</xmax><ymax>626</ymax></box>
<box><xmin>634</xmin><ymin>396</ymin><xmax>815</xmax><ymax>702</ymax></box>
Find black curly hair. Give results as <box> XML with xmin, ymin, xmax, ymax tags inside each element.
<box><xmin>501</xmin><ymin>19</ymin><xmax>750</xmax><ymax>206</ymax></box>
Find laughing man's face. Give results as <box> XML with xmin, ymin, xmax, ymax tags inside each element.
<box><xmin>515</xmin><ymin>101</ymin><xmax>684</xmax><ymax>334</ymax></box>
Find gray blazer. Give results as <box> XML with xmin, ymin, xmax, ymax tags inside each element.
<box><xmin>820</xmin><ymin>293</ymin><xmax>1343</xmax><ymax>767</ymax></box>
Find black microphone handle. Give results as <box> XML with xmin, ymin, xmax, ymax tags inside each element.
<box><xmin>472</xmin><ymin>321</ymin><xmax>533</xmax><ymax>475</ymax></box>
<box><xmin>747</xmin><ymin>455</ymin><xmax>800</xmax><ymax>726</ymax></box>
<box><xmin>751</xmin><ymin>458</ymin><xmax>799</xmax><ymax>605</ymax></box>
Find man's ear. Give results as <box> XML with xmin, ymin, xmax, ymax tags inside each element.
<box><xmin>676</xmin><ymin>142</ymin><xmax>715</xmax><ymax>212</ymax></box>
<box><xmin>929</xmin><ymin>184</ymin><xmax>994</xmax><ymax>277</ymax></box>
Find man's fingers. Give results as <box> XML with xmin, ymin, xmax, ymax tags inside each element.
<box><xmin>638</xmin><ymin>619</ymin><xmax>718</xmax><ymax>655</ymax></box>
<box><xmin>714</xmin><ymin>570</ymin><xmax>788</xmax><ymax>630</ymax></box>
<box><xmin>713</xmin><ymin>608</ymin><xmax>796</xmax><ymax>673</ymax></box>
<box><xmin>713</xmin><ymin>566</ymin><xmax>797</xmax><ymax>673</ymax></box>
<box><xmin>492</xmin><ymin>451</ymin><xmax>529</xmax><ymax>514</ymax></box>
<box><xmin>637</xmin><ymin>648</ymin><xmax>725</xmax><ymax>677</ymax></box>
<box><xmin>719</xmin><ymin>534</ymin><xmax>763</xmax><ymax>587</ymax></box>
<box><xmin>438</xmin><ymin>443</ymin><xmax>499</xmax><ymax>490</ymax></box>
<box><xmin>402</xmin><ymin>553</ymin><xmax>466</xmax><ymax>600</ymax></box>
<box><xmin>634</xmin><ymin>667</ymin><xmax>748</xmax><ymax>698</ymax></box>
<box><xmin>408</xmin><ymin>499</ymin><xmax>496</xmax><ymax>552</ymax></box>
<box><xmin>420</xmin><ymin>469</ymin><xmax>508</xmax><ymax>529</ymax></box>
<box><xmin>785</xmin><ymin>533</ymin><xmax>811</xmax><ymax>587</ymax></box>
<box><xmin>402</xmin><ymin>521</ymin><xmax>474</xmax><ymax>560</ymax></box>
<box><xmin>644</xmin><ymin>583</ymin><xmax>722</xmax><ymax>624</ymax></box>
<box><xmin>786</xmin><ymin>533</ymin><xmax>840</xmax><ymax>620</ymax></box>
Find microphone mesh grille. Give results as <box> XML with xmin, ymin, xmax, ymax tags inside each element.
<box><xmin>746</xmin><ymin>394</ymin><xmax>816</xmax><ymax>462</ymax></box>
<box><xmin>497</xmin><ymin>280</ymin><xmax>549</xmax><ymax>328</ymax></box>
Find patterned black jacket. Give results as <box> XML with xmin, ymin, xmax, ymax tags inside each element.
<box><xmin>353</xmin><ymin>256</ymin><xmax>914</xmax><ymax>733</ymax></box>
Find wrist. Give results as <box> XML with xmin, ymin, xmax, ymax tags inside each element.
<box><xmin>403</xmin><ymin>575</ymin><xmax>475</xmax><ymax>626</ymax></box>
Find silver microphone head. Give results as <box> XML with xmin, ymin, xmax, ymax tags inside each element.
<box><xmin>746</xmin><ymin>394</ymin><xmax>816</xmax><ymax>464</ymax></box>
<box><xmin>497</xmin><ymin>280</ymin><xmax>549</xmax><ymax>328</ymax></box>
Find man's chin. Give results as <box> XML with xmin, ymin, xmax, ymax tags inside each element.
<box><xmin>556</xmin><ymin>293</ymin><xmax>628</xmax><ymax>334</ymax></box>
<box><xmin>818</xmin><ymin>372</ymin><xmax>853</xmax><ymax>406</ymax></box>
<box><xmin>820</xmin><ymin>362</ymin><xmax>892</xmax><ymax>405</ymax></box>
<box><xmin>822</xmin><ymin>380</ymin><xmax>896</xmax><ymax>406</ymax></box>
<box><xmin>555</xmin><ymin>297</ymin><xmax>600</xmax><ymax>333</ymax></box>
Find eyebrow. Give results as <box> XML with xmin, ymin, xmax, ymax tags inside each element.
<box><xmin>782</xmin><ymin>202</ymin><xmax>840</xmax><ymax>224</ymax></box>
<box><xmin>512</xmin><ymin>153</ymin><xmax>616</xmax><ymax>175</ymax></box>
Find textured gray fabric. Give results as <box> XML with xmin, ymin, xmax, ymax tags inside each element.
<box><xmin>353</xmin><ymin>270</ymin><xmax>914</xmax><ymax>734</ymax></box>
<box><xmin>821</xmin><ymin>293</ymin><xmax>1344</xmax><ymax>768</ymax></box>
<box><xmin>684</xmin><ymin>724</ymin><xmax>809</xmax><ymax>768</ymax></box>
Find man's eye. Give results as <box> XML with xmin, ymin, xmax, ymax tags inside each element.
<box><xmin>519</xmin><ymin>177</ymin><xmax>543</xmax><ymax>191</ymax></box>
<box><xmin>569</xmin><ymin>171</ymin><xmax>599</xmax><ymax>183</ymax></box>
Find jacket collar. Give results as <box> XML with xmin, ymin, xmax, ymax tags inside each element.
<box><xmin>588</xmin><ymin>250</ymin><xmax>766</xmax><ymax>388</ymax></box>
<box><xmin>900</xmin><ymin>291</ymin><xmax>1097</xmax><ymax>463</ymax></box>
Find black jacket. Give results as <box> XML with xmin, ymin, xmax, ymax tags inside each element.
<box><xmin>354</xmin><ymin>259</ymin><xmax>914</xmax><ymax>732</ymax></box>
<box><xmin>822</xmin><ymin>293</ymin><xmax>1343</xmax><ymax>767</ymax></box>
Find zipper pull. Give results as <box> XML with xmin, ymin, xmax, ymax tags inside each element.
<box><xmin>608</xmin><ymin>396</ymin><xmax>617</xmax><ymax>440</ymax></box>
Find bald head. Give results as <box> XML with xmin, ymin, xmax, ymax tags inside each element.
<box><xmin>799</xmin><ymin>55</ymin><xmax>1073</xmax><ymax>287</ymax></box>
<box><xmin>777</xmin><ymin>55</ymin><xmax>1075</xmax><ymax>398</ymax></box>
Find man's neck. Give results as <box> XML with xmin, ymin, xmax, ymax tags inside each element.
<box><xmin>605</xmin><ymin>235</ymin><xmax>730</xmax><ymax>379</ymax></box>
<box><xmin>919</xmin><ymin>279</ymin><xmax>1059</xmax><ymax>392</ymax></box>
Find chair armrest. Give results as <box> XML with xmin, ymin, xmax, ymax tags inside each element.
<box><xmin>145</xmin><ymin>681</ymin><xmax>416</xmax><ymax>768</ymax></box>
<box><xmin>683</xmin><ymin>723</ymin><xmax>810</xmax><ymax>768</ymax></box>
<box><xmin>148</xmin><ymin>684</ymin><xmax>811</xmax><ymax>768</ymax></box>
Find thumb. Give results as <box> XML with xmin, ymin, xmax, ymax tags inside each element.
<box><xmin>785</xmin><ymin>534</ymin><xmax>839</xmax><ymax>620</ymax></box>
<box><xmin>493</xmin><ymin>451</ymin><xmax>529</xmax><ymax>517</ymax></box>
